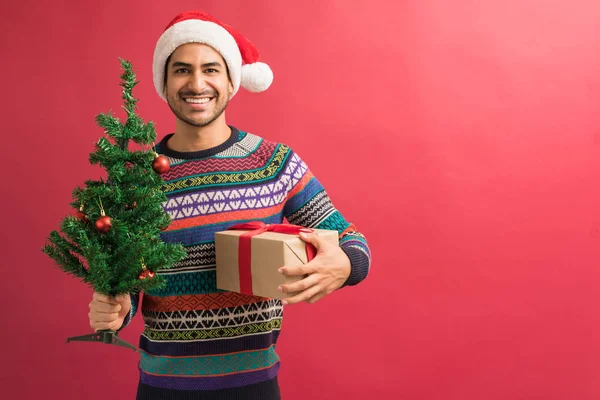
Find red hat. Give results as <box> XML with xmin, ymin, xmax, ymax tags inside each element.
<box><xmin>153</xmin><ymin>11</ymin><xmax>273</xmax><ymax>100</ymax></box>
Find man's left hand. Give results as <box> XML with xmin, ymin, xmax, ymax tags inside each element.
<box><xmin>278</xmin><ymin>231</ymin><xmax>351</xmax><ymax>305</ymax></box>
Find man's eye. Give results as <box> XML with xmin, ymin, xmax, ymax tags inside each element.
<box><xmin>206</xmin><ymin>69</ymin><xmax>218</xmax><ymax>73</ymax></box>
<box><xmin>175</xmin><ymin>69</ymin><xmax>188</xmax><ymax>74</ymax></box>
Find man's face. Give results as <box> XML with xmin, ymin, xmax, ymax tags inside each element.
<box><xmin>164</xmin><ymin>43</ymin><xmax>234</xmax><ymax>128</ymax></box>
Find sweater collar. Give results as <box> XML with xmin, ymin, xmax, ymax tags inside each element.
<box><xmin>156</xmin><ymin>126</ymin><xmax>240</xmax><ymax>160</ymax></box>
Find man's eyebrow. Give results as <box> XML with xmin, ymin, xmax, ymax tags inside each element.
<box><xmin>201</xmin><ymin>62</ymin><xmax>223</xmax><ymax>68</ymax></box>
<box><xmin>170</xmin><ymin>61</ymin><xmax>192</xmax><ymax>69</ymax></box>
<box><xmin>170</xmin><ymin>61</ymin><xmax>223</xmax><ymax>69</ymax></box>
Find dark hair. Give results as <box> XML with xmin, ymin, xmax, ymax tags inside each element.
<box><xmin>163</xmin><ymin>54</ymin><xmax>171</xmax><ymax>88</ymax></box>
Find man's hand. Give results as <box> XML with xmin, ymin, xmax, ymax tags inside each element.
<box><xmin>278</xmin><ymin>231</ymin><xmax>351</xmax><ymax>305</ymax></box>
<box><xmin>88</xmin><ymin>292</ymin><xmax>131</xmax><ymax>332</ymax></box>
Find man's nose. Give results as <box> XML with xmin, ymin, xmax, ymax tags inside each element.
<box><xmin>187</xmin><ymin>72</ymin><xmax>206</xmax><ymax>93</ymax></box>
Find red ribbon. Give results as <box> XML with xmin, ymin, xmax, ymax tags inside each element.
<box><xmin>227</xmin><ymin>222</ymin><xmax>317</xmax><ymax>295</ymax></box>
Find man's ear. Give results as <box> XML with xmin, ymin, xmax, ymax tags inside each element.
<box><xmin>228</xmin><ymin>80</ymin><xmax>234</xmax><ymax>96</ymax></box>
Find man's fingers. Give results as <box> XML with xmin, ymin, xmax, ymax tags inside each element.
<box><xmin>92</xmin><ymin>292</ymin><xmax>119</xmax><ymax>305</ymax></box>
<box><xmin>278</xmin><ymin>274</ymin><xmax>319</xmax><ymax>294</ymax></box>
<box><xmin>279</xmin><ymin>262</ymin><xmax>317</xmax><ymax>276</ymax></box>
<box><xmin>90</xmin><ymin>320</ymin><xmax>121</xmax><ymax>332</ymax></box>
<box><xmin>89</xmin><ymin>311</ymin><xmax>120</xmax><ymax>322</ymax></box>
<box><xmin>306</xmin><ymin>292</ymin><xmax>326</xmax><ymax>304</ymax></box>
<box><xmin>89</xmin><ymin>293</ymin><xmax>127</xmax><ymax>332</ymax></box>
<box><xmin>92</xmin><ymin>292</ymin><xmax>129</xmax><ymax>305</ymax></box>
<box><xmin>283</xmin><ymin>284</ymin><xmax>322</xmax><ymax>305</ymax></box>
<box><xmin>298</xmin><ymin>231</ymin><xmax>326</xmax><ymax>251</ymax></box>
<box><xmin>89</xmin><ymin>301</ymin><xmax>121</xmax><ymax>314</ymax></box>
<box><xmin>109</xmin><ymin>320</ymin><xmax>122</xmax><ymax>331</ymax></box>
<box><xmin>279</xmin><ymin>265</ymin><xmax>306</xmax><ymax>276</ymax></box>
<box><xmin>299</xmin><ymin>232</ymin><xmax>329</xmax><ymax>253</ymax></box>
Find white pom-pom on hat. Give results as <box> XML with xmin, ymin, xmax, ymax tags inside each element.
<box><xmin>153</xmin><ymin>11</ymin><xmax>273</xmax><ymax>101</ymax></box>
<box><xmin>241</xmin><ymin>62</ymin><xmax>273</xmax><ymax>92</ymax></box>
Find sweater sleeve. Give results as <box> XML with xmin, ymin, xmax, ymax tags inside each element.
<box><xmin>282</xmin><ymin>148</ymin><xmax>371</xmax><ymax>287</ymax></box>
<box><xmin>117</xmin><ymin>293</ymin><xmax>140</xmax><ymax>332</ymax></box>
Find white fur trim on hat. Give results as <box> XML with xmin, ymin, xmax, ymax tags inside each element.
<box><xmin>152</xmin><ymin>19</ymin><xmax>242</xmax><ymax>101</ymax></box>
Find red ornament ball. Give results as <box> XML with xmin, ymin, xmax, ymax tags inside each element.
<box><xmin>152</xmin><ymin>156</ymin><xmax>170</xmax><ymax>174</ymax></box>
<box><xmin>139</xmin><ymin>270</ymin><xmax>155</xmax><ymax>280</ymax></box>
<box><xmin>95</xmin><ymin>215</ymin><xmax>112</xmax><ymax>233</ymax></box>
<box><xmin>74</xmin><ymin>210</ymin><xmax>88</xmax><ymax>223</ymax></box>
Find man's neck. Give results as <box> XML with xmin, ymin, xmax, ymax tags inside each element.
<box><xmin>167</xmin><ymin>117</ymin><xmax>232</xmax><ymax>152</ymax></box>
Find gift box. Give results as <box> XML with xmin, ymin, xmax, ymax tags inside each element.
<box><xmin>215</xmin><ymin>222</ymin><xmax>339</xmax><ymax>299</ymax></box>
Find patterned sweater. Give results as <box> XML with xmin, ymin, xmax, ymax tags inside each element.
<box><xmin>122</xmin><ymin>126</ymin><xmax>371</xmax><ymax>400</ymax></box>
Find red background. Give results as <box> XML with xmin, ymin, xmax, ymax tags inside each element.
<box><xmin>2</xmin><ymin>0</ymin><xmax>600</xmax><ymax>399</ymax></box>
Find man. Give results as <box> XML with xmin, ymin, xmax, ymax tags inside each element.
<box><xmin>88</xmin><ymin>10</ymin><xmax>371</xmax><ymax>400</ymax></box>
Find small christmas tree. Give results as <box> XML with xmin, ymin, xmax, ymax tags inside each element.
<box><xmin>42</xmin><ymin>59</ymin><xmax>186</xmax><ymax>350</ymax></box>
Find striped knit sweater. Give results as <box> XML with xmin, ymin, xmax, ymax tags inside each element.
<box><xmin>122</xmin><ymin>126</ymin><xmax>371</xmax><ymax>400</ymax></box>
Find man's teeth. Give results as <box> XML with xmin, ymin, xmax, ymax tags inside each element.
<box><xmin>185</xmin><ymin>98</ymin><xmax>211</xmax><ymax>104</ymax></box>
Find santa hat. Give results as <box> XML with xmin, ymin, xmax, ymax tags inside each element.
<box><xmin>153</xmin><ymin>11</ymin><xmax>273</xmax><ymax>101</ymax></box>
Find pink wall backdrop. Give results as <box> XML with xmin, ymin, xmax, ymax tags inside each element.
<box><xmin>2</xmin><ymin>0</ymin><xmax>599</xmax><ymax>398</ymax></box>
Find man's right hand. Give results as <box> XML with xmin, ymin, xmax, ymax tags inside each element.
<box><xmin>88</xmin><ymin>292</ymin><xmax>132</xmax><ymax>332</ymax></box>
